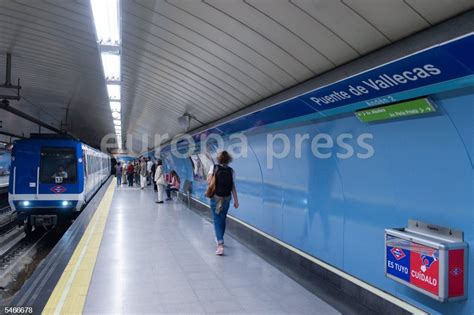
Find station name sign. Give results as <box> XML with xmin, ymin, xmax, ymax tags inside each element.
<box><xmin>309</xmin><ymin>65</ymin><xmax>441</xmax><ymax>107</ymax></box>
<box><xmin>299</xmin><ymin>33</ymin><xmax>474</xmax><ymax>113</ymax></box>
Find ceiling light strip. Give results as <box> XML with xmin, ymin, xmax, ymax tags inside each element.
<box><xmin>90</xmin><ymin>0</ymin><xmax>122</xmax><ymax>149</ymax></box>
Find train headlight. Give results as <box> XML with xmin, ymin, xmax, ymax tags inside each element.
<box><xmin>61</xmin><ymin>201</ymin><xmax>71</xmax><ymax>207</ymax></box>
<box><xmin>21</xmin><ymin>201</ymin><xmax>30</xmax><ymax>206</ymax></box>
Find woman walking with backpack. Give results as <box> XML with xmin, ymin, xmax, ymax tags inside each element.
<box><xmin>206</xmin><ymin>151</ymin><xmax>239</xmax><ymax>255</ymax></box>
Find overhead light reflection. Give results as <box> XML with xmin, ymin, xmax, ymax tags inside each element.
<box><xmin>101</xmin><ymin>52</ymin><xmax>121</xmax><ymax>81</ymax></box>
<box><xmin>110</xmin><ymin>101</ymin><xmax>121</xmax><ymax>112</ymax></box>
<box><xmin>91</xmin><ymin>0</ymin><xmax>122</xmax><ymax>150</ymax></box>
<box><xmin>90</xmin><ymin>0</ymin><xmax>120</xmax><ymax>46</ymax></box>
<box><xmin>107</xmin><ymin>84</ymin><xmax>121</xmax><ymax>100</ymax></box>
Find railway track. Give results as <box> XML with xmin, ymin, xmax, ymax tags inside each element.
<box><xmin>0</xmin><ymin>196</ymin><xmax>18</xmax><ymax>237</ymax></box>
<box><xmin>0</xmin><ymin>230</ymin><xmax>48</xmax><ymax>275</ymax></box>
<box><xmin>0</xmin><ymin>228</ymin><xmax>55</xmax><ymax>304</ymax></box>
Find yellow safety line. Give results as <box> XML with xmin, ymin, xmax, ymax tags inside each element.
<box><xmin>42</xmin><ymin>182</ymin><xmax>115</xmax><ymax>315</ymax></box>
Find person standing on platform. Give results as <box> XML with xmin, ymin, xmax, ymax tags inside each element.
<box><xmin>151</xmin><ymin>160</ymin><xmax>157</xmax><ymax>192</ymax></box>
<box><xmin>206</xmin><ymin>151</ymin><xmax>239</xmax><ymax>256</ymax></box>
<box><xmin>122</xmin><ymin>162</ymin><xmax>127</xmax><ymax>185</ymax></box>
<box><xmin>154</xmin><ymin>159</ymin><xmax>166</xmax><ymax>203</ymax></box>
<box><xmin>146</xmin><ymin>157</ymin><xmax>153</xmax><ymax>185</ymax></box>
<box><xmin>115</xmin><ymin>162</ymin><xmax>122</xmax><ymax>186</ymax></box>
<box><xmin>140</xmin><ymin>158</ymin><xmax>147</xmax><ymax>189</ymax></box>
<box><xmin>127</xmin><ymin>162</ymin><xmax>134</xmax><ymax>187</ymax></box>
<box><xmin>134</xmin><ymin>160</ymin><xmax>140</xmax><ymax>187</ymax></box>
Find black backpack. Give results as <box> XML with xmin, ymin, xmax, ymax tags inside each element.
<box><xmin>214</xmin><ymin>165</ymin><xmax>233</xmax><ymax>197</ymax></box>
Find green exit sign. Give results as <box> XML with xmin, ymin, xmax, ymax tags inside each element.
<box><xmin>355</xmin><ymin>98</ymin><xmax>436</xmax><ymax>123</ymax></box>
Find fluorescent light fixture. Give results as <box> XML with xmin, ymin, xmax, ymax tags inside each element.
<box><xmin>101</xmin><ymin>52</ymin><xmax>121</xmax><ymax>81</ymax></box>
<box><xmin>90</xmin><ymin>0</ymin><xmax>120</xmax><ymax>45</ymax></box>
<box><xmin>107</xmin><ymin>84</ymin><xmax>120</xmax><ymax>100</ymax></box>
<box><xmin>91</xmin><ymin>0</ymin><xmax>122</xmax><ymax>137</ymax></box>
<box><xmin>110</xmin><ymin>101</ymin><xmax>121</xmax><ymax>112</ymax></box>
<box><xmin>112</xmin><ymin>111</ymin><xmax>121</xmax><ymax>120</ymax></box>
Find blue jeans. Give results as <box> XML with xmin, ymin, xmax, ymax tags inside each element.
<box><xmin>116</xmin><ymin>174</ymin><xmax>122</xmax><ymax>186</ymax></box>
<box><xmin>210</xmin><ymin>197</ymin><xmax>231</xmax><ymax>244</ymax></box>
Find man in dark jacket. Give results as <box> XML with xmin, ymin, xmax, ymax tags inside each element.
<box><xmin>151</xmin><ymin>161</ymin><xmax>157</xmax><ymax>192</ymax></box>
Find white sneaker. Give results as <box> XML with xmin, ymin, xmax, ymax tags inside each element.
<box><xmin>215</xmin><ymin>245</ymin><xmax>224</xmax><ymax>256</ymax></box>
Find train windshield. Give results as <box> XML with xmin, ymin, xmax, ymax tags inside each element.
<box><xmin>40</xmin><ymin>147</ymin><xmax>77</xmax><ymax>184</ymax></box>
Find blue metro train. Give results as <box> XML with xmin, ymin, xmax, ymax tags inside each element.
<box><xmin>8</xmin><ymin>135</ymin><xmax>110</xmax><ymax>232</ymax></box>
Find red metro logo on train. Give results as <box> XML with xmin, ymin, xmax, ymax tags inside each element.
<box><xmin>51</xmin><ymin>185</ymin><xmax>66</xmax><ymax>194</ymax></box>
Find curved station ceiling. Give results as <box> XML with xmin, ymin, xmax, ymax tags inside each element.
<box><xmin>0</xmin><ymin>0</ymin><xmax>473</xmax><ymax>151</ymax></box>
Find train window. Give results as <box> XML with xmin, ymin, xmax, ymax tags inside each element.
<box><xmin>0</xmin><ymin>149</ymin><xmax>11</xmax><ymax>177</ymax></box>
<box><xmin>40</xmin><ymin>147</ymin><xmax>77</xmax><ymax>184</ymax></box>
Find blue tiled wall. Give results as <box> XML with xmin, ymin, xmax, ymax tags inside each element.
<box><xmin>161</xmin><ymin>86</ymin><xmax>474</xmax><ymax>314</ymax></box>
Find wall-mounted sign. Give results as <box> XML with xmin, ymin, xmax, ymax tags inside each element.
<box><xmin>355</xmin><ymin>98</ymin><xmax>436</xmax><ymax>122</ymax></box>
<box><xmin>385</xmin><ymin>220</ymin><xmax>467</xmax><ymax>302</ymax></box>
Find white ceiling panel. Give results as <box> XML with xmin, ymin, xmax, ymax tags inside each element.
<box><xmin>125</xmin><ymin>17</ymin><xmax>261</xmax><ymax>104</ymax></box>
<box><xmin>122</xmin><ymin>37</ymin><xmax>244</xmax><ymax>110</ymax></box>
<box><xmin>128</xmin><ymin>12</ymin><xmax>271</xmax><ymax>99</ymax></box>
<box><xmin>290</xmin><ymin>0</ymin><xmax>391</xmax><ymax>54</ymax></box>
<box><xmin>342</xmin><ymin>0</ymin><xmax>430</xmax><ymax>41</ymax></box>
<box><xmin>245</xmin><ymin>0</ymin><xmax>360</xmax><ymax>65</ymax></box>
<box><xmin>135</xmin><ymin>0</ymin><xmax>300</xmax><ymax>86</ymax></box>
<box><xmin>405</xmin><ymin>0</ymin><xmax>474</xmax><ymax>24</ymax></box>
<box><xmin>131</xmin><ymin>4</ymin><xmax>284</xmax><ymax>94</ymax></box>
<box><xmin>1</xmin><ymin>0</ymin><xmax>471</xmax><ymax>151</ymax></box>
<box><xmin>166</xmin><ymin>0</ymin><xmax>315</xmax><ymax>79</ymax></box>
<box><xmin>205</xmin><ymin>0</ymin><xmax>336</xmax><ymax>71</ymax></box>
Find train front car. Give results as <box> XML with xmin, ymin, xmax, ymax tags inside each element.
<box><xmin>9</xmin><ymin>136</ymin><xmax>90</xmax><ymax>232</ymax></box>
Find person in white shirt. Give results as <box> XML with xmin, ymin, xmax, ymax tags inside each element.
<box><xmin>146</xmin><ymin>157</ymin><xmax>153</xmax><ymax>185</ymax></box>
<box><xmin>154</xmin><ymin>159</ymin><xmax>166</xmax><ymax>203</ymax></box>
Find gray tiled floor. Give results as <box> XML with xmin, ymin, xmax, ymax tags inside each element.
<box><xmin>83</xmin><ymin>186</ymin><xmax>340</xmax><ymax>315</ymax></box>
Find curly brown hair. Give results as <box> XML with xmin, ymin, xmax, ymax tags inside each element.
<box><xmin>217</xmin><ymin>151</ymin><xmax>232</xmax><ymax>165</ymax></box>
